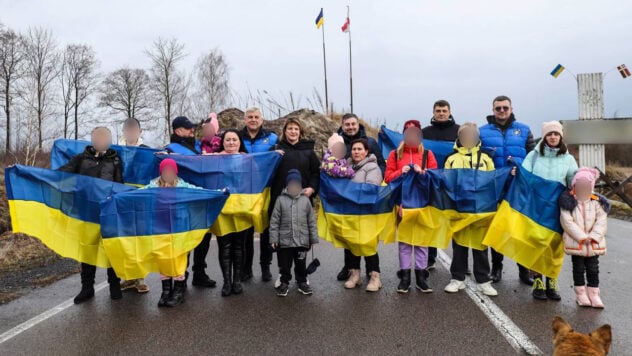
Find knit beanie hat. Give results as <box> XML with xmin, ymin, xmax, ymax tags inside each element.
<box><xmin>542</xmin><ymin>121</ymin><xmax>563</xmax><ymax>138</ymax></box>
<box><xmin>403</xmin><ymin>119</ymin><xmax>422</xmax><ymax>133</ymax></box>
<box><xmin>160</xmin><ymin>158</ymin><xmax>178</xmax><ymax>175</ymax></box>
<box><xmin>327</xmin><ymin>133</ymin><xmax>345</xmax><ymax>151</ymax></box>
<box><xmin>286</xmin><ymin>169</ymin><xmax>302</xmax><ymax>185</ymax></box>
<box><xmin>572</xmin><ymin>167</ymin><xmax>599</xmax><ymax>191</ymax></box>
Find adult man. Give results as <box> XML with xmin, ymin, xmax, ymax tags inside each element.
<box><xmin>165</xmin><ymin>116</ymin><xmax>216</xmax><ymax>288</ymax></box>
<box><xmin>119</xmin><ymin>117</ymin><xmax>149</xmax><ymax>147</ymax></box>
<box><xmin>479</xmin><ymin>95</ymin><xmax>536</xmax><ymax>285</ymax></box>
<box><xmin>335</xmin><ymin>113</ymin><xmax>386</xmax><ymax>281</ymax></box>
<box><xmin>239</xmin><ymin>107</ymin><xmax>279</xmax><ymax>282</ymax></box>
<box><xmin>422</xmin><ymin>100</ymin><xmax>460</xmax><ymax>270</ymax></box>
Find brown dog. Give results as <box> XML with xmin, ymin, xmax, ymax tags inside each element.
<box><xmin>552</xmin><ymin>316</ymin><xmax>612</xmax><ymax>355</ymax></box>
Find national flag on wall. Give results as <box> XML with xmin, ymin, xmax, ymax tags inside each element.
<box><xmin>618</xmin><ymin>64</ymin><xmax>631</xmax><ymax>78</ymax></box>
<box><xmin>550</xmin><ymin>64</ymin><xmax>565</xmax><ymax>78</ymax></box>
<box><xmin>341</xmin><ymin>16</ymin><xmax>350</xmax><ymax>32</ymax></box>
<box><xmin>315</xmin><ymin>8</ymin><xmax>324</xmax><ymax>29</ymax></box>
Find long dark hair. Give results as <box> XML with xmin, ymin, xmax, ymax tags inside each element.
<box><xmin>219</xmin><ymin>129</ymin><xmax>247</xmax><ymax>153</ymax></box>
<box><xmin>540</xmin><ymin>135</ymin><xmax>568</xmax><ymax>156</ymax></box>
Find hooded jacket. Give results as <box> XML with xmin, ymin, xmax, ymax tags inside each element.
<box><xmin>269</xmin><ymin>189</ymin><xmax>319</xmax><ymax>248</ymax></box>
<box><xmin>521</xmin><ymin>139</ymin><xmax>578</xmax><ymax>187</ymax></box>
<box><xmin>422</xmin><ymin>116</ymin><xmax>460</xmax><ymax>142</ymax></box>
<box><xmin>444</xmin><ymin>141</ymin><xmax>495</xmax><ymax>171</ymax></box>
<box><xmin>165</xmin><ymin>134</ymin><xmax>201</xmax><ymax>155</ymax></box>
<box><xmin>479</xmin><ymin>114</ymin><xmax>535</xmax><ymax>168</ymax></box>
<box><xmin>240</xmin><ymin>126</ymin><xmax>278</xmax><ymax>153</ymax></box>
<box><xmin>337</xmin><ymin>124</ymin><xmax>386</xmax><ymax>174</ymax></box>
<box><xmin>271</xmin><ymin>139</ymin><xmax>320</xmax><ymax>207</ymax></box>
<box><xmin>349</xmin><ymin>153</ymin><xmax>383</xmax><ymax>185</ymax></box>
<box><xmin>559</xmin><ymin>190</ymin><xmax>609</xmax><ymax>257</ymax></box>
<box><xmin>58</xmin><ymin>146</ymin><xmax>123</xmax><ymax>183</ymax></box>
<box><xmin>384</xmin><ymin>144</ymin><xmax>438</xmax><ymax>183</ymax></box>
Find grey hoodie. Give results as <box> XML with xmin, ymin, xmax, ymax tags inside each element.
<box><xmin>269</xmin><ymin>189</ymin><xmax>319</xmax><ymax>248</ymax></box>
<box><xmin>348</xmin><ymin>154</ymin><xmax>383</xmax><ymax>185</ymax></box>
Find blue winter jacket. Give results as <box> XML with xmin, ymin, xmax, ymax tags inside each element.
<box><xmin>480</xmin><ymin>114</ymin><xmax>535</xmax><ymax>168</ymax></box>
<box><xmin>165</xmin><ymin>134</ymin><xmax>201</xmax><ymax>155</ymax></box>
<box><xmin>240</xmin><ymin>127</ymin><xmax>278</xmax><ymax>153</ymax></box>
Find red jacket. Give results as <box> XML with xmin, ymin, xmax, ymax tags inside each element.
<box><xmin>384</xmin><ymin>145</ymin><xmax>438</xmax><ymax>183</ymax></box>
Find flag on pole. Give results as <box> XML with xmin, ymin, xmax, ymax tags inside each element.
<box><xmin>315</xmin><ymin>8</ymin><xmax>324</xmax><ymax>29</ymax></box>
<box><xmin>341</xmin><ymin>15</ymin><xmax>350</xmax><ymax>32</ymax></box>
<box><xmin>617</xmin><ymin>64</ymin><xmax>631</xmax><ymax>78</ymax></box>
<box><xmin>550</xmin><ymin>64</ymin><xmax>565</xmax><ymax>78</ymax></box>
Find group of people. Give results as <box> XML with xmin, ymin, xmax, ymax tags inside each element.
<box><xmin>59</xmin><ymin>97</ymin><xmax>609</xmax><ymax>310</ymax></box>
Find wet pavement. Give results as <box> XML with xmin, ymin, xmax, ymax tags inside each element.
<box><xmin>0</xmin><ymin>218</ymin><xmax>630</xmax><ymax>355</ymax></box>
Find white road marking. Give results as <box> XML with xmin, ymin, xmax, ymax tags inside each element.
<box><xmin>436</xmin><ymin>249</ymin><xmax>543</xmax><ymax>355</ymax></box>
<box><xmin>0</xmin><ymin>281</ymin><xmax>109</xmax><ymax>345</ymax></box>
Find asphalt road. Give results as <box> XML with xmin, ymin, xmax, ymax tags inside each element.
<box><xmin>0</xmin><ymin>218</ymin><xmax>630</xmax><ymax>355</ymax></box>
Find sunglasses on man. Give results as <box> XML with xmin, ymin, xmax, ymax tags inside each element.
<box><xmin>494</xmin><ymin>106</ymin><xmax>511</xmax><ymax>112</ymax></box>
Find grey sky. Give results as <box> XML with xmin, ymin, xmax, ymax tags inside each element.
<box><xmin>2</xmin><ymin>0</ymin><xmax>631</xmax><ymax>136</ymax></box>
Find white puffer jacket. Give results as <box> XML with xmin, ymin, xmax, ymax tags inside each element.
<box><xmin>558</xmin><ymin>190</ymin><xmax>609</xmax><ymax>257</ymax></box>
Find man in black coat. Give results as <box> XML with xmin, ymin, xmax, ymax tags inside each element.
<box><xmin>337</xmin><ymin>113</ymin><xmax>386</xmax><ymax>174</ymax></box>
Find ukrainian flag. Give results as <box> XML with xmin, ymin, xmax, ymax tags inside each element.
<box><xmin>317</xmin><ymin>173</ymin><xmax>400</xmax><ymax>256</ymax></box>
<box><xmin>398</xmin><ymin>167</ymin><xmax>511</xmax><ymax>249</ymax></box>
<box><xmin>157</xmin><ymin>152</ymin><xmax>281</xmax><ymax>236</ymax></box>
<box><xmin>377</xmin><ymin>125</ymin><xmax>454</xmax><ymax>167</ymax></box>
<box><xmin>5</xmin><ymin>165</ymin><xmax>135</xmax><ymax>267</ymax></box>
<box><xmin>550</xmin><ymin>64</ymin><xmax>565</xmax><ymax>78</ymax></box>
<box><xmin>315</xmin><ymin>8</ymin><xmax>324</xmax><ymax>29</ymax></box>
<box><xmin>483</xmin><ymin>165</ymin><xmax>566</xmax><ymax>278</ymax></box>
<box><xmin>99</xmin><ymin>188</ymin><xmax>229</xmax><ymax>279</ymax></box>
<box><xmin>51</xmin><ymin>139</ymin><xmax>160</xmax><ymax>186</ymax></box>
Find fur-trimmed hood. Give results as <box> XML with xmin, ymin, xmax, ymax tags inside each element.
<box><xmin>558</xmin><ymin>190</ymin><xmax>610</xmax><ymax>214</ymax></box>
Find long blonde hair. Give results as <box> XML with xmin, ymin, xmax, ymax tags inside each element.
<box><xmin>157</xmin><ymin>177</ymin><xmax>178</xmax><ymax>187</ymax></box>
<box><xmin>396</xmin><ymin>141</ymin><xmax>424</xmax><ymax>161</ymax></box>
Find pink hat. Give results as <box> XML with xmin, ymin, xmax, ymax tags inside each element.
<box><xmin>403</xmin><ymin>119</ymin><xmax>422</xmax><ymax>133</ymax></box>
<box><xmin>159</xmin><ymin>158</ymin><xmax>178</xmax><ymax>175</ymax></box>
<box><xmin>205</xmin><ymin>113</ymin><xmax>219</xmax><ymax>135</ymax></box>
<box><xmin>327</xmin><ymin>133</ymin><xmax>345</xmax><ymax>151</ymax></box>
<box><xmin>572</xmin><ymin>167</ymin><xmax>599</xmax><ymax>190</ymax></box>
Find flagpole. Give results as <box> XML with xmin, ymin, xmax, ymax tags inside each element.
<box><xmin>321</xmin><ymin>13</ymin><xmax>330</xmax><ymax>116</ymax></box>
<box><xmin>347</xmin><ymin>5</ymin><xmax>354</xmax><ymax>114</ymax></box>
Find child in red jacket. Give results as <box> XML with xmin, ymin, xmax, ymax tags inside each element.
<box><xmin>384</xmin><ymin>120</ymin><xmax>437</xmax><ymax>293</ymax></box>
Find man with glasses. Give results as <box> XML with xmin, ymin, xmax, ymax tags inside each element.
<box><xmin>239</xmin><ymin>107</ymin><xmax>279</xmax><ymax>282</ymax></box>
<box><xmin>480</xmin><ymin>95</ymin><xmax>535</xmax><ymax>285</ymax></box>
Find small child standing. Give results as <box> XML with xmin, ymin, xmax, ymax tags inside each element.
<box><xmin>270</xmin><ymin>169</ymin><xmax>319</xmax><ymax>297</ymax></box>
<box><xmin>321</xmin><ymin>133</ymin><xmax>354</xmax><ymax>178</ymax></box>
<box><xmin>201</xmin><ymin>113</ymin><xmax>222</xmax><ymax>154</ymax></box>
<box><xmin>559</xmin><ymin>167</ymin><xmax>609</xmax><ymax>308</ymax></box>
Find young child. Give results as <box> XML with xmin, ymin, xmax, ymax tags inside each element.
<box><xmin>384</xmin><ymin>119</ymin><xmax>438</xmax><ymax>293</ymax></box>
<box><xmin>321</xmin><ymin>133</ymin><xmax>354</xmax><ymax>178</ymax></box>
<box><xmin>559</xmin><ymin>167</ymin><xmax>609</xmax><ymax>308</ymax></box>
<box><xmin>58</xmin><ymin>126</ymin><xmax>124</xmax><ymax>304</ymax></box>
<box><xmin>443</xmin><ymin>122</ymin><xmax>497</xmax><ymax>297</ymax></box>
<box><xmin>269</xmin><ymin>169</ymin><xmax>319</xmax><ymax>297</ymax></box>
<box><xmin>201</xmin><ymin>113</ymin><xmax>222</xmax><ymax>154</ymax></box>
<box><xmin>143</xmin><ymin>158</ymin><xmax>200</xmax><ymax>307</ymax></box>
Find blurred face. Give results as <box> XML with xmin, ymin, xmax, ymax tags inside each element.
<box><xmin>403</xmin><ymin>128</ymin><xmax>422</xmax><ymax>146</ymax></box>
<box><xmin>287</xmin><ymin>180</ymin><xmax>302</xmax><ymax>197</ymax></box>
<box><xmin>201</xmin><ymin>122</ymin><xmax>216</xmax><ymax>138</ymax></box>
<box><xmin>331</xmin><ymin>142</ymin><xmax>346</xmax><ymax>159</ymax></box>
<box><xmin>244</xmin><ymin>110</ymin><xmax>263</xmax><ymax>132</ymax></box>
<box><xmin>284</xmin><ymin>123</ymin><xmax>301</xmax><ymax>143</ymax></box>
<box><xmin>160</xmin><ymin>167</ymin><xmax>178</xmax><ymax>184</ymax></box>
<box><xmin>459</xmin><ymin>129</ymin><xmax>479</xmax><ymax>148</ymax></box>
<box><xmin>493</xmin><ymin>100</ymin><xmax>512</xmax><ymax>121</ymax></box>
<box><xmin>342</xmin><ymin>118</ymin><xmax>360</xmax><ymax>136</ymax></box>
<box><xmin>351</xmin><ymin>142</ymin><xmax>368</xmax><ymax>163</ymax></box>
<box><xmin>91</xmin><ymin>129</ymin><xmax>112</xmax><ymax>152</ymax></box>
<box><xmin>222</xmin><ymin>132</ymin><xmax>241</xmax><ymax>153</ymax></box>
<box><xmin>122</xmin><ymin>125</ymin><xmax>141</xmax><ymax>144</ymax></box>
<box><xmin>545</xmin><ymin>132</ymin><xmax>561</xmax><ymax>147</ymax></box>
<box><xmin>175</xmin><ymin>127</ymin><xmax>195</xmax><ymax>138</ymax></box>
<box><xmin>433</xmin><ymin>105</ymin><xmax>451</xmax><ymax>121</ymax></box>
<box><xmin>574</xmin><ymin>181</ymin><xmax>592</xmax><ymax>201</ymax></box>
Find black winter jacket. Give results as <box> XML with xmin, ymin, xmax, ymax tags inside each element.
<box><xmin>271</xmin><ymin>139</ymin><xmax>320</xmax><ymax>207</ymax></box>
<box><xmin>422</xmin><ymin>116</ymin><xmax>460</xmax><ymax>142</ymax></box>
<box><xmin>337</xmin><ymin>124</ymin><xmax>386</xmax><ymax>174</ymax></box>
<box><xmin>58</xmin><ymin>146</ymin><xmax>124</xmax><ymax>183</ymax></box>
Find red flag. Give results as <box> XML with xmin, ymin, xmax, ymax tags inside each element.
<box><xmin>618</xmin><ymin>64</ymin><xmax>631</xmax><ymax>79</ymax></box>
<box><xmin>341</xmin><ymin>17</ymin><xmax>350</xmax><ymax>33</ymax></box>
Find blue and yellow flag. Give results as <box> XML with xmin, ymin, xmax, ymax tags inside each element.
<box><xmin>5</xmin><ymin>165</ymin><xmax>135</xmax><ymax>267</ymax></box>
<box><xmin>377</xmin><ymin>125</ymin><xmax>454</xmax><ymax>167</ymax></box>
<box><xmin>157</xmin><ymin>152</ymin><xmax>281</xmax><ymax>236</ymax></box>
<box><xmin>550</xmin><ymin>64</ymin><xmax>565</xmax><ymax>78</ymax></box>
<box><xmin>50</xmin><ymin>139</ymin><xmax>160</xmax><ymax>186</ymax></box>
<box><xmin>483</xmin><ymin>165</ymin><xmax>566</xmax><ymax>278</ymax></box>
<box><xmin>318</xmin><ymin>173</ymin><xmax>400</xmax><ymax>256</ymax></box>
<box><xmin>398</xmin><ymin>167</ymin><xmax>511</xmax><ymax>249</ymax></box>
<box><xmin>315</xmin><ymin>8</ymin><xmax>324</xmax><ymax>29</ymax></box>
<box><xmin>99</xmin><ymin>188</ymin><xmax>229</xmax><ymax>279</ymax></box>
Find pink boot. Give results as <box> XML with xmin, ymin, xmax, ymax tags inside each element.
<box><xmin>586</xmin><ymin>287</ymin><xmax>604</xmax><ymax>309</ymax></box>
<box><xmin>574</xmin><ymin>286</ymin><xmax>591</xmax><ymax>307</ymax></box>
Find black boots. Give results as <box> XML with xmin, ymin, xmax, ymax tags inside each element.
<box><xmin>518</xmin><ymin>265</ymin><xmax>535</xmax><ymax>286</ymax></box>
<box><xmin>337</xmin><ymin>266</ymin><xmax>350</xmax><ymax>281</ymax></box>
<box><xmin>158</xmin><ymin>279</ymin><xmax>186</xmax><ymax>307</ymax></box>
<box><xmin>217</xmin><ymin>233</ymin><xmax>245</xmax><ymax>296</ymax></box>
<box><xmin>261</xmin><ymin>265</ymin><xmax>272</xmax><ymax>282</ymax></box>
<box><xmin>397</xmin><ymin>269</ymin><xmax>411</xmax><ymax>293</ymax></box>
<box><xmin>74</xmin><ymin>265</ymin><xmax>121</xmax><ymax>303</ymax></box>
<box><xmin>415</xmin><ymin>269</ymin><xmax>433</xmax><ymax>293</ymax></box>
<box><xmin>232</xmin><ymin>239</ymin><xmax>244</xmax><ymax>295</ymax></box>
<box><xmin>546</xmin><ymin>278</ymin><xmax>561</xmax><ymax>301</ymax></box>
<box><xmin>219</xmin><ymin>236</ymin><xmax>233</xmax><ymax>297</ymax></box>
<box><xmin>490</xmin><ymin>264</ymin><xmax>503</xmax><ymax>283</ymax></box>
<box><xmin>158</xmin><ymin>279</ymin><xmax>172</xmax><ymax>307</ymax></box>
<box><xmin>74</xmin><ymin>284</ymin><xmax>95</xmax><ymax>304</ymax></box>
<box><xmin>192</xmin><ymin>270</ymin><xmax>217</xmax><ymax>288</ymax></box>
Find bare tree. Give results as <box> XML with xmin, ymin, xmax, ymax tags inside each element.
<box><xmin>0</xmin><ymin>27</ymin><xmax>25</xmax><ymax>152</ymax></box>
<box><xmin>21</xmin><ymin>27</ymin><xmax>59</xmax><ymax>150</ymax></box>
<box><xmin>145</xmin><ymin>37</ymin><xmax>186</xmax><ymax>139</ymax></box>
<box><xmin>194</xmin><ymin>48</ymin><xmax>230</xmax><ymax>116</ymax></box>
<box><xmin>98</xmin><ymin>67</ymin><xmax>151</xmax><ymax>120</ymax></box>
<box><xmin>61</xmin><ymin>44</ymin><xmax>98</xmax><ymax>139</ymax></box>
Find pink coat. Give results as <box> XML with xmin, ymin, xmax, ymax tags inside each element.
<box><xmin>558</xmin><ymin>190</ymin><xmax>609</xmax><ymax>257</ymax></box>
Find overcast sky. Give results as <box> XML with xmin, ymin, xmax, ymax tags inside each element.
<box><xmin>2</xmin><ymin>0</ymin><xmax>631</xmax><ymax>136</ymax></box>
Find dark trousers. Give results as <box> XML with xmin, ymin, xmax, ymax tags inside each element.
<box><xmin>278</xmin><ymin>247</ymin><xmax>308</xmax><ymax>284</ymax></box>
<box><xmin>80</xmin><ymin>263</ymin><xmax>119</xmax><ymax>285</ymax></box>
<box><xmin>344</xmin><ymin>249</ymin><xmax>380</xmax><ymax>273</ymax></box>
<box><xmin>450</xmin><ymin>241</ymin><xmax>490</xmax><ymax>283</ymax></box>
<box><xmin>186</xmin><ymin>232</ymin><xmax>212</xmax><ymax>275</ymax></box>
<box><xmin>244</xmin><ymin>227</ymin><xmax>274</xmax><ymax>272</ymax></box>
<box><xmin>428</xmin><ymin>247</ymin><xmax>437</xmax><ymax>265</ymax></box>
<box><xmin>217</xmin><ymin>231</ymin><xmax>246</xmax><ymax>282</ymax></box>
<box><xmin>572</xmin><ymin>255</ymin><xmax>600</xmax><ymax>287</ymax></box>
<box><xmin>490</xmin><ymin>247</ymin><xmax>529</xmax><ymax>275</ymax></box>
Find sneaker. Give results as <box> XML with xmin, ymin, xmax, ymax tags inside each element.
<box><xmin>546</xmin><ymin>278</ymin><xmax>561</xmax><ymax>301</ymax></box>
<box><xmin>532</xmin><ymin>277</ymin><xmax>547</xmax><ymax>300</ymax></box>
<box><xmin>444</xmin><ymin>279</ymin><xmax>465</xmax><ymax>293</ymax></box>
<box><xmin>274</xmin><ymin>275</ymin><xmax>282</xmax><ymax>289</ymax></box>
<box><xmin>426</xmin><ymin>261</ymin><xmax>436</xmax><ymax>271</ymax></box>
<box><xmin>276</xmin><ymin>283</ymin><xmax>289</xmax><ymax>297</ymax></box>
<box><xmin>478</xmin><ymin>281</ymin><xmax>498</xmax><ymax>296</ymax></box>
<box><xmin>298</xmin><ymin>282</ymin><xmax>313</xmax><ymax>295</ymax></box>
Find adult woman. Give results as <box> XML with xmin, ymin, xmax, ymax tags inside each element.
<box><xmin>343</xmin><ymin>138</ymin><xmax>384</xmax><ymax>292</ymax></box>
<box><xmin>216</xmin><ymin>129</ymin><xmax>248</xmax><ymax>296</ymax></box>
<box><xmin>521</xmin><ymin>121</ymin><xmax>578</xmax><ymax>301</ymax></box>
